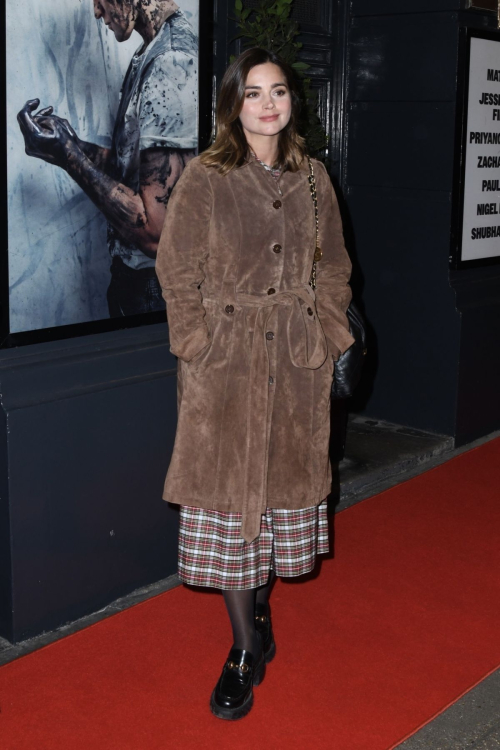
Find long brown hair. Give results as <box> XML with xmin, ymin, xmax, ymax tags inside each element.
<box><xmin>200</xmin><ymin>48</ymin><xmax>306</xmax><ymax>175</ymax></box>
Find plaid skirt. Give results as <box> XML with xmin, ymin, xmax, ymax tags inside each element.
<box><xmin>178</xmin><ymin>501</ymin><xmax>329</xmax><ymax>590</ymax></box>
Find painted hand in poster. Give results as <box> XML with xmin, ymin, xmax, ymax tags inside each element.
<box><xmin>18</xmin><ymin>100</ymin><xmax>81</xmax><ymax>169</ymax></box>
<box><xmin>15</xmin><ymin>0</ymin><xmax>198</xmax><ymax>322</ymax></box>
<box><xmin>18</xmin><ymin>96</ymin><xmax>193</xmax><ymax>260</ymax></box>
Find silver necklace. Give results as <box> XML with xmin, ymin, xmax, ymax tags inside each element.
<box><xmin>250</xmin><ymin>150</ymin><xmax>283</xmax><ymax>194</ymax></box>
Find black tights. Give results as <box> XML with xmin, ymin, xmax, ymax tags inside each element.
<box><xmin>223</xmin><ymin>571</ymin><xmax>276</xmax><ymax>655</ymax></box>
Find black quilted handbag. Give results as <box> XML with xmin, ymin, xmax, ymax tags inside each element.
<box><xmin>307</xmin><ymin>158</ymin><xmax>367</xmax><ymax>399</ymax></box>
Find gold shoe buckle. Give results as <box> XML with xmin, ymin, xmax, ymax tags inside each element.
<box><xmin>227</xmin><ymin>660</ymin><xmax>249</xmax><ymax>673</ymax></box>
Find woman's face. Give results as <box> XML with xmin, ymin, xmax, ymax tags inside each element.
<box><xmin>239</xmin><ymin>63</ymin><xmax>292</xmax><ymax>143</ymax></box>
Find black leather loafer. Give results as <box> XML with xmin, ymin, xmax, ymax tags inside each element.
<box><xmin>255</xmin><ymin>604</ymin><xmax>276</xmax><ymax>663</ymax></box>
<box><xmin>210</xmin><ymin>639</ymin><xmax>265</xmax><ymax>721</ymax></box>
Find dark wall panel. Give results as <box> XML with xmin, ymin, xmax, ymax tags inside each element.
<box><xmin>352</xmin><ymin>0</ymin><xmax>462</xmax><ymax>14</ymax></box>
<box><xmin>0</xmin><ymin>325</ymin><xmax>180</xmax><ymax>643</ymax></box>
<box><xmin>349</xmin><ymin>15</ymin><xmax>458</xmax><ymax>101</ymax></box>
<box><xmin>344</xmin><ymin>4</ymin><xmax>468</xmax><ymax>436</ymax></box>
<box><xmin>9</xmin><ymin>377</ymin><xmax>178</xmax><ymax>642</ymax></box>
<box><xmin>452</xmin><ymin>267</ymin><xmax>500</xmax><ymax>445</ymax></box>
<box><xmin>347</xmin><ymin>185</ymin><xmax>461</xmax><ymax>434</ymax></box>
<box><xmin>346</xmin><ymin>102</ymin><xmax>456</xmax><ymax>192</ymax></box>
<box><xmin>455</xmin><ymin>306</ymin><xmax>500</xmax><ymax>445</ymax></box>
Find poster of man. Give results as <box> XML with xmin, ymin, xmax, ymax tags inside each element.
<box><xmin>7</xmin><ymin>0</ymin><xmax>199</xmax><ymax>334</ymax></box>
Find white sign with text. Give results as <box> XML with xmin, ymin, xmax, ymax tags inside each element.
<box><xmin>462</xmin><ymin>36</ymin><xmax>500</xmax><ymax>261</ymax></box>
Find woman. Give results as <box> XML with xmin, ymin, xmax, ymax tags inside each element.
<box><xmin>155</xmin><ymin>47</ymin><xmax>354</xmax><ymax>720</ymax></box>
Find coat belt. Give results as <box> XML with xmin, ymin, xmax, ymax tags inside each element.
<box><xmin>205</xmin><ymin>285</ymin><xmax>329</xmax><ymax>544</ymax></box>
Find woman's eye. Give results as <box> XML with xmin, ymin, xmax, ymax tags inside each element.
<box><xmin>246</xmin><ymin>92</ymin><xmax>258</xmax><ymax>98</ymax></box>
<box><xmin>274</xmin><ymin>89</ymin><xmax>287</xmax><ymax>96</ymax></box>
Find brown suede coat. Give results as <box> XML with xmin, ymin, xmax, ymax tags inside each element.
<box><xmin>155</xmin><ymin>154</ymin><xmax>354</xmax><ymax>542</ymax></box>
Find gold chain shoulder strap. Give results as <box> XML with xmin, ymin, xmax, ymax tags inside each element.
<box><xmin>308</xmin><ymin>157</ymin><xmax>323</xmax><ymax>290</ymax></box>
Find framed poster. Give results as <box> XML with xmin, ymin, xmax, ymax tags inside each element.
<box><xmin>2</xmin><ymin>0</ymin><xmax>203</xmax><ymax>347</ymax></box>
<box><xmin>452</xmin><ymin>29</ymin><xmax>500</xmax><ymax>268</ymax></box>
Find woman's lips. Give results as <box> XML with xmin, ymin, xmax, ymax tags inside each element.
<box><xmin>260</xmin><ymin>114</ymin><xmax>280</xmax><ymax>122</ymax></box>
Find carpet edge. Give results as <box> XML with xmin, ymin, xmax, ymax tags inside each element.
<box><xmin>385</xmin><ymin>662</ymin><xmax>500</xmax><ymax>750</ymax></box>
<box><xmin>337</xmin><ymin>435</ymin><xmax>500</xmax><ymax>519</ymax></box>
<box><xmin>0</xmin><ymin>585</ymin><xmax>182</xmax><ymax>671</ymax></box>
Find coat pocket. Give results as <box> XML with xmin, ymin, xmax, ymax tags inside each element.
<box><xmin>187</xmin><ymin>301</ymin><xmax>234</xmax><ymax>375</ymax></box>
<box><xmin>187</xmin><ymin>313</ymin><xmax>214</xmax><ymax>372</ymax></box>
<box><xmin>187</xmin><ymin>338</ymin><xmax>213</xmax><ymax>371</ymax></box>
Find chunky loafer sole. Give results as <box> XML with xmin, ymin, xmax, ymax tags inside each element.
<box><xmin>210</xmin><ymin>687</ymin><xmax>254</xmax><ymax>721</ymax></box>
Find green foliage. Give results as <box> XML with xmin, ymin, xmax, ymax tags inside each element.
<box><xmin>232</xmin><ymin>0</ymin><xmax>328</xmax><ymax>157</ymax></box>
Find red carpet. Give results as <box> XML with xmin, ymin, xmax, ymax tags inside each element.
<box><xmin>1</xmin><ymin>439</ymin><xmax>500</xmax><ymax>750</ymax></box>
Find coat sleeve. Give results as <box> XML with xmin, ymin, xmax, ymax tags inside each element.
<box><xmin>155</xmin><ymin>158</ymin><xmax>213</xmax><ymax>362</ymax></box>
<box><xmin>313</xmin><ymin>160</ymin><xmax>355</xmax><ymax>360</ymax></box>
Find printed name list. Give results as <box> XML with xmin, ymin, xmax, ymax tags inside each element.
<box><xmin>462</xmin><ymin>38</ymin><xmax>500</xmax><ymax>261</ymax></box>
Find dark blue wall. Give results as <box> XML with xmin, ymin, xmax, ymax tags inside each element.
<box><xmin>0</xmin><ymin>325</ymin><xmax>180</xmax><ymax>642</ymax></box>
<box><xmin>345</xmin><ymin>0</ymin><xmax>500</xmax><ymax>442</ymax></box>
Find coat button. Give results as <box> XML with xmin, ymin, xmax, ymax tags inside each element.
<box><xmin>225</xmin><ymin>304</ymin><xmax>234</xmax><ymax>314</ymax></box>
<box><xmin>272</xmin><ymin>244</ymin><xmax>282</xmax><ymax>253</ymax></box>
<box><xmin>267</xmin><ymin>287</ymin><xmax>276</xmax><ymax>295</ymax></box>
<box><xmin>266</xmin><ymin>331</ymin><xmax>274</xmax><ymax>340</ymax></box>
<box><xmin>269</xmin><ymin>376</ymin><xmax>274</xmax><ymax>384</ymax></box>
<box><xmin>273</xmin><ymin>200</ymin><xmax>282</xmax><ymax>209</ymax></box>
<box><xmin>307</xmin><ymin>307</ymin><xmax>313</xmax><ymax>316</ymax></box>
